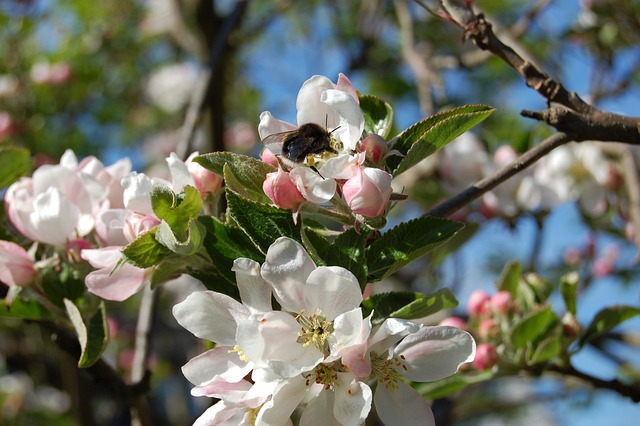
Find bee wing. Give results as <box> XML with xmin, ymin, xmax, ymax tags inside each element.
<box><xmin>261</xmin><ymin>132</ymin><xmax>289</xmax><ymax>155</ymax></box>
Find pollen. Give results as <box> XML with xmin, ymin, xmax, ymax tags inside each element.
<box><xmin>296</xmin><ymin>309</ymin><xmax>334</xmax><ymax>357</ymax></box>
<box><xmin>303</xmin><ymin>361</ymin><xmax>341</xmax><ymax>389</ymax></box>
<box><xmin>370</xmin><ymin>352</ymin><xmax>406</xmax><ymax>391</ymax></box>
<box><xmin>229</xmin><ymin>345</ymin><xmax>250</xmax><ymax>363</ymax></box>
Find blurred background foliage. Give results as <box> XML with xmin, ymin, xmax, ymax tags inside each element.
<box><xmin>1</xmin><ymin>0</ymin><xmax>640</xmax><ymax>425</ymax></box>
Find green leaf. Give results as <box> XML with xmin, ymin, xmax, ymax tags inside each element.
<box><xmin>196</xmin><ymin>152</ymin><xmax>276</xmax><ymax>203</ymax></box>
<box><xmin>150</xmin><ymin>258</ymin><xmax>186</xmax><ymax>289</ymax></box>
<box><xmin>359</xmin><ymin>94</ymin><xmax>394</xmax><ymax>139</ymax></box>
<box><xmin>40</xmin><ymin>263</ymin><xmax>87</xmax><ymax>308</ymax></box>
<box><xmin>387</xmin><ymin>104</ymin><xmax>495</xmax><ymax>176</ymax></box>
<box><xmin>496</xmin><ymin>261</ymin><xmax>521</xmax><ymax>297</ymax></box>
<box><xmin>324</xmin><ymin>228</ymin><xmax>369</xmax><ymax>288</ymax></box>
<box><xmin>0</xmin><ymin>146</ymin><xmax>32</xmax><ymax>188</ymax></box>
<box><xmin>560</xmin><ymin>271</ymin><xmax>579</xmax><ymax>315</ymax></box>
<box><xmin>64</xmin><ymin>300</ymin><xmax>109</xmax><ymax>368</ymax></box>
<box><xmin>121</xmin><ymin>228</ymin><xmax>172</xmax><ymax>269</ymax></box>
<box><xmin>510</xmin><ymin>306</ymin><xmax>557</xmax><ymax>349</ymax></box>
<box><xmin>199</xmin><ymin>216</ymin><xmax>264</xmax><ymax>285</ymax></box>
<box><xmin>579</xmin><ymin>305</ymin><xmax>640</xmax><ymax>347</ymax></box>
<box><xmin>151</xmin><ymin>185</ymin><xmax>202</xmax><ymax>239</ymax></box>
<box><xmin>390</xmin><ymin>288</ymin><xmax>459</xmax><ymax>320</ymax></box>
<box><xmin>0</xmin><ymin>297</ymin><xmax>52</xmax><ymax>320</ymax></box>
<box><xmin>366</xmin><ymin>216</ymin><xmax>464</xmax><ymax>282</ymax></box>
<box><xmin>527</xmin><ymin>335</ymin><xmax>562</xmax><ymax>365</ymax></box>
<box><xmin>155</xmin><ymin>218</ymin><xmax>204</xmax><ymax>255</ymax></box>
<box><xmin>417</xmin><ymin>370</ymin><xmax>494</xmax><ymax>399</ymax></box>
<box><xmin>523</xmin><ymin>272</ymin><xmax>554</xmax><ymax>303</ymax></box>
<box><xmin>226</xmin><ymin>189</ymin><xmax>301</xmax><ymax>254</ymax></box>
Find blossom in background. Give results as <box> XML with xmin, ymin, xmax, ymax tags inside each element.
<box><xmin>0</xmin><ymin>241</ymin><xmax>36</xmax><ymax>287</ymax></box>
<box><xmin>145</xmin><ymin>62</ymin><xmax>199</xmax><ymax>113</ymax></box>
<box><xmin>5</xmin><ymin>150</ymin><xmax>131</xmax><ymax>246</ymax></box>
<box><xmin>174</xmin><ymin>237</ymin><xmax>476</xmax><ymax>426</ymax></box>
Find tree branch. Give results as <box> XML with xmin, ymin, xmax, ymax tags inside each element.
<box><xmin>426</xmin><ymin>132</ymin><xmax>571</xmax><ymax>218</ymax></box>
<box><xmin>547</xmin><ymin>364</ymin><xmax>640</xmax><ymax>403</ymax></box>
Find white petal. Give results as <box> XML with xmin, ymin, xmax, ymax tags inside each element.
<box><xmin>182</xmin><ymin>347</ymin><xmax>253</xmax><ymax>386</ymax></box>
<box><xmin>368</xmin><ymin>318</ymin><xmax>420</xmax><ymax>354</ymax></box>
<box><xmin>255</xmin><ymin>375</ymin><xmax>307</xmax><ymax>426</ymax></box>
<box><xmin>191</xmin><ymin>379</ymin><xmax>253</xmax><ymax>402</ymax></box>
<box><xmin>258</xmin><ymin>111</ymin><xmax>296</xmax><ymax>141</ymax></box>
<box><xmin>300</xmin><ymin>389</ymin><xmax>341</xmax><ymax>426</ymax></box>
<box><xmin>333</xmin><ymin>373</ymin><xmax>372</xmax><ymax>426</ymax></box>
<box><xmin>328</xmin><ymin>310</ymin><xmax>372</xmax><ymax>378</ymax></box>
<box><xmin>374</xmin><ymin>382</ymin><xmax>435</xmax><ymax>426</ymax></box>
<box><xmin>166</xmin><ymin>152</ymin><xmax>196</xmax><ymax>192</ymax></box>
<box><xmin>304</xmin><ymin>267</ymin><xmax>362</xmax><ymax>320</ymax></box>
<box><xmin>193</xmin><ymin>401</ymin><xmax>244</xmax><ymax>426</ymax></box>
<box><xmin>31</xmin><ymin>187</ymin><xmax>80</xmax><ymax>245</ymax></box>
<box><xmin>236</xmin><ymin>311</ymin><xmax>323</xmax><ymax>378</ymax></box>
<box><xmin>233</xmin><ymin>258</ymin><xmax>272</xmax><ymax>313</ymax></box>
<box><xmin>395</xmin><ymin>326</ymin><xmax>476</xmax><ymax>382</ymax></box>
<box><xmin>296</xmin><ymin>75</ymin><xmax>337</xmax><ymax>128</ymax></box>
<box><xmin>261</xmin><ymin>237</ymin><xmax>316</xmax><ymax>313</ymax></box>
<box><xmin>121</xmin><ymin>172</ymin><xmax>155</xmax><ymax>215</ymax></box>
<box><xmin>319</xmin><ymin>152</ymin><xmax>365</xmax><ymax>180</ymax></box>
<box><xmin>321</xmin><ymin>89</ymin><xmax>364</xmax><ymax>151</ymax></box>
<box><xmin>172</xmin><ymin>291</ymin><xmax>250</xmax><ymax>346</ymax></box>
<box><xmin>289</xmin><ymin>167</ymin><xmax>336</xmax><ymax>204</ymax></box>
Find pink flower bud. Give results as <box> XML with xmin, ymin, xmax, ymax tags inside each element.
<box><xmin>473</xmin><ymin>343</ymin><xmax>498</xmax><ymax>371</ymax></box>
<box><xmin>261</xmin><ymin>148</ymin><xmax>280</xmax><ymax>168</ymax></box>
<box><xmin>592</xmin><ymin>258</ymin><xmax>613</xmax><ymax>277</ymax></box>
<box><xmin>123</xmin><ymin>213</ymin><xmax>161</xmax><ymax>242</ymax></box>
<box><xmin>438</xmin><ymin>316</ymin><xmax>468</xmax><ymax>330</ymax></box>
<box><xmin>342</xmin><ymin>167</ymin><xmax>392</xmax><ymax>217</ymax></box>
<box><xmin>359</xmin><ymin>134</ymin><xmax>388</xmax><ymax>164</ymax></box>
<box><xmin>563</xmin><ymin>247</ymin><xmax>582</xmax><ymax>266</ymax></box>
<box><xmin>185</xmin><ymin>154</ymin><xmax>223</xmax><ymax>197</ymax></box>
<box><xmin>561</xmin><ymin>314</ymin><xmax>581</xmax><ymax>340</ymax></box>
<box><xmin>0</xmin><ymin>111</ymin><xmax>15</xmax><ymax>141</ymax></box>
<box><xmin>478</xmin><ymin>317</ymin><xmax>498</xmax><ymax>340</ymax></box>
<box><xmin>263</xmin><ymin>168</ymin><xmax>306</xmax><ymax>211</ymax></box>
<box><xmin>0</xmin><ymin>241</ymin><xmax>36</xmax><ymax>287</ymax></box>
<box><xmin>467</xmin><ymin>290</ymin><xmax>490</xmax><ymax>316</ymax></box>
<box><xmin>490</xmin><ymin>291</ymin><xmax>513</xmax><ymax>314</ymax></box>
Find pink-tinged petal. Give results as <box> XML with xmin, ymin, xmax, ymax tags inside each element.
<box><xmin>300</xmin><ymin>389</ymin><xmax>341</xmax><ymax>426</ymax></box>
<box><xmin>320</xmin><ymin>89</ymin><xmax>364</xmax><ymax>151</ymax></box>
<box><xmin>258</xmin><ymin>111</ymin><xmax>296</xmax><ymax>142</ymax></box>
<box><xmin>172</xmin><ymin>290</ymin><xmax>250</xmax><ymax>346</ymax></box>
<box><xmin>328</xmin><ymin>310</ymin><xmax>372</xmax><ymax>378</ymax></box>
<box><xmin>368</xmin><ymin>318</ymin><xmax>420</xmax><ymax>354</ymax></box>
<box><xmin>95</xmin><ymin>209</ymin><xmax>129</xmax><ymax>246</ymax></box>
<box><xmin>193</xmin><ymin>401</ymin><xmax>245</xmax><ymax>426</ymax></box>
<box><xmin>342</xmin><ymin>167</ymin><xmax>393</xmax><ymax>217</ymax></box>
<box><xmin>233</xmin><ymin>258</ymin><xmax>272</xmax><ymax>313</ymax></box>
<box><xmin>5</xmin><ymin>178</ymin><xmax>38</xmax><ymax>240</ymax></box>
<box><xmin>191</xmin><ymin>379</ymin><xmax>253</xmax><ymax>402</ymax></box>
<box><xmin>374</xmin><ymin>381</ymin><xmax>435</xmax><ymax>426</ymax></box>
<box><xmin>263</xmin><ymin>169</ymin><xmax>306</xmax><ymax>211</ymax></box>
<box><xmin>333</xmin><ymin>373</ymin><xmax>372</xmax><ymax>426</ymax></box>
<box><xmin>236</xmin><ymin>311</ymin><xmax>323</xmax><ymax>378</ymax></box>
<box><xmin>261</xmin><ymin>237</ymin><xmax>316</xmax><ymax>313</ymax></box>
<box><xmin>182</xmin><ymin>347</ymin><xmax>253</xmax><ymax>386</ymax></box>
<box><xmin>255</xmin><ymin>375</ymin><xmax>306</xmax><ymax>426</ymax></box>
<box><xmin>304</xmin><ymin>267</ymin><xmax>362</xmax><ymax>320</ymax></box>
<box><xmin>394</xmin><ymin>326</ymin><xmax>476</xmax><ymax>382</ymax></box>
<box><xmin>81</xmin><ymin>247</ymin><xmax>147</xmax><ymax>301</ymax></box>
<box><xmin>336</xmin><ymin>73</ymin><xmax>359</xmax><ymax>104</ymax></box>
<box><xmin>0</xmin><ymin>241</ymin><xmax>35</xmax><ymax>287</ymax></box>
<box><xmin>289</xmin><ymin>167</ymin><xmax>336</xmax><ymax>204</ymax></box>
<box><xmin>319</xmin><ymin>152</ymin><xmax>364</xmax><ymax>180</ymax></box>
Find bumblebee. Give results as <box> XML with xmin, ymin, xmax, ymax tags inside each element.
<box><xmin>262</xmin><ymin>123</ymin><xmax>343</xmax><ymax>169</ymax></box>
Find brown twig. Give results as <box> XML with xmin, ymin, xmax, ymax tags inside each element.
<box><xmin>547</xmin><ymin>363</ymin><xmax>640</xmax><ymax>403</ymax></box>
<box><xmin>426</xmin><ymin>132</ymin><xmax>571</xmax><ymax>217</ymax></box>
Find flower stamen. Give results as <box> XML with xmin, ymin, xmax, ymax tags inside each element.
<box><xmin>370</xmin><ymin>352</ymin><xmax>406</xmax><ymax>391</ymax></box>
<box><xmin>296</xmin><ymin>309</ymin><xmax>334</xmax><ymax>357</ymax></box>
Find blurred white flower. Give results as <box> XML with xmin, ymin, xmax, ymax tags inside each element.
<box><xmin>145</xmin><ymin>62</ymin><xmax>199</xmax><ymax>113</ymax></box>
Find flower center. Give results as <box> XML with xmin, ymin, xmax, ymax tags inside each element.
<box><xmin>370</xmin><ymin>352</ymin><xmax>407</xmax><ymax>391</ymax></box>
<box><xmin>303</xmin><ymin>361</ymin><xmax>342</xmax><ymax>389</ymax></box>
<box><xmin>296</xmin><ymin>309</ymin><xmax>334</xmax><ymax>357</ymax></box>
<box><xmin>229</xmin><ymin>345</ymin><xmax>250</xmax><ymax>363</ymax></box>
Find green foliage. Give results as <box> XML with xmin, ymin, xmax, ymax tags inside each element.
<box><xmin>64</xmin><ymin>299</ymin><xmax>109</xmax><ymax>368</ymax></box>
<box><xmin>579</xmin><ymin>305</ymin><xmax>640</xmax><ymax>348</ymax></box>
<box><xmin>510</xmin><ymin>306</ymin><xmax>558</xmax><ymax>349</ymax></box>
<box><xmin>0</xmin><ymin>297</ymin><xmax>52</xmax><ymax>320</ymax></box>
<box><xmin>195</xmin><ymin>152</ymin><xmax>276</xmax><ymax>203</ymax></box>
<box><xmin>387</xmin><ymin>104</ymin><xmax>495</xmax><ymax>176</ymax></box>
<box><xmin>560</xmin><ymin>271</ymin><xmax>579</xmax><ymax>315</ymax></box>
<box><xmin>366</xmin><ymin>216</ymin><xmax>464</xmax><ymax>282</ymax></box>
<box><xmin>323</xmin><ymin>228</ymin><xmax>369</xmax><ymax>288</ymax></box>
<box><xmin>359</xmin><ymin>94</ymin><xmax>394</xmax><ymax>139</ymax></box>
<box><xmin>363</xmin><ymin>288</ymin><xmax>458</xmax><ymax>323</ymax></box>
<box><xmin>0</xmin><ymin>146</ymin><xmax>32</xmax><ymax>188</ymax></box>
<box><xmin>121</xmin><ymin>228</ymin><xmax>172</xmax><ymax>269</ymax></box>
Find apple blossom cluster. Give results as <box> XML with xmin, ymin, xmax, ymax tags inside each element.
<box><xmin>433</xmin><ymin>133</ymin><xmax>620</xmax><ymax>219</ymax></box>
<box><xmin>259</xmin><ymin>74</ymin><xmax>393</xmax><ymax>218</ymax></box>
<box><xmin>173</xmin><ymin>237</ymin><xmax>476</xmax><ymax>426</ymax></box>
<box><xmin>0</xmin><ymin>149</ymin><xmax>221</xmax><ymax>301</ymax></box>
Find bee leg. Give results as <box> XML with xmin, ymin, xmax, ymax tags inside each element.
<box><xmin>310</xmin><ymin>165</ymin><xmax>325</xmax><ymax>179</ymax></box>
